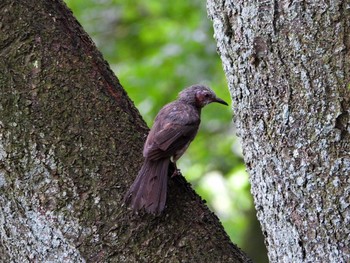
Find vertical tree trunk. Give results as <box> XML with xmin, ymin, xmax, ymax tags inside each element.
<box><xmin>0</xmin><ymin>0</ymin><xmax>251</xmax><ymax>262</ymax></box>
<box><xmin>207</xmin><ymin>0</ymin><xmax>350</xmax><ymax>262</ymax></box>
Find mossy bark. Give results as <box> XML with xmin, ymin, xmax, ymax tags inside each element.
<box><xmin>207</xmin><ymin>0</ymin><xmax>350</xmax><ymax>262</ymax></box>
<box><xmin>0</xmin><ymin>0</ymin><xmax>250</xmax><ymax>262</ymax></box>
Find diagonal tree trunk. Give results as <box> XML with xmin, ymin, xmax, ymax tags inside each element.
<box><xmin>0</xmin><ymin>0</ymin><xmax>251</xmax><ymax>262</ymax></box>
<box><xmin>207</xmin><ymin>0</ymin><xmax>350</xmax><ymax>262</ymax></box>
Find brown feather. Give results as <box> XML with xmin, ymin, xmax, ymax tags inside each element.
<box><xmin>124</xmin><ymin>84</ymin><xmax>228</xmax><ymax>214</ymax></box>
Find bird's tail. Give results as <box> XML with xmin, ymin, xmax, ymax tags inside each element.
<box><xmin>124</xmin><ymin>158</ymin><xmax>170</xmax><ymax>215</ymax></box>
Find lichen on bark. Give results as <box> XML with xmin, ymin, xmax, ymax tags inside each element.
<box><xmin>207</xmin><ymin>0</ymin><xmax>350</xmax><ymax>262</ymax></box>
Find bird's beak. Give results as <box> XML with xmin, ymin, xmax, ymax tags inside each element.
<box><xmin>214</xmin><ymin>97</ymin><xmax>229</xmax><ymax>106</ymax></box>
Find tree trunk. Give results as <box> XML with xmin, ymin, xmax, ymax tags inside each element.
<box><xmin>0</xmin><ymin>0</ymin><xmax>251</xmax><ymax>262</ymax></box>
<box><xmin>207</xmin><ymin>0</ymin><xmax>350</xmax><ymax>262</ymax></box>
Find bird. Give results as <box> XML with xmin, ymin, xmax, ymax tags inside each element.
<box><xmin>124</xmin><ymin>84</ymin><xmax>228</xmax><ymax>215</ymax></box>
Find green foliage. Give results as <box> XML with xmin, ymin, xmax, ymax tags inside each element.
<box><xmin>64</xmin><ymin>1</ymin><xmax>267</xmax><ymax>262</ymax></box>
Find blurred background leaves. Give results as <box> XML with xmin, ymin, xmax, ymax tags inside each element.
<box><xmin>64</xmin><ymin>0</ymin><xmax>267</xmax><ymax>262</ymax></box>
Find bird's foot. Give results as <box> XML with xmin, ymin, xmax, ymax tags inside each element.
<box><xmin>171</xmin><ymin>168</ymin><xmax>181</xmax><ymax>178</ymax></box>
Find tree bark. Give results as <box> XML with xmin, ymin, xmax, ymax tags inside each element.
<box><xmin>207</xmin><ymin>0</ymin><xmax>350</xmax><ymax>262</ymax></box>
<box><xmin>0</xmin><ymin>0</ymin><xmax>251</xmax><ymax>262</ymax></box>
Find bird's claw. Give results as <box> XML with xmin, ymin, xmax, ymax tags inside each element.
<box><xmin>171</xmin><ymin>169</ymin><xmax>181</xmax><ymax>178</ymax></box>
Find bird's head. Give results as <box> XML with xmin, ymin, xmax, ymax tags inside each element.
<box><xmin>178</xmin><ymin>84</ymin><xmax>228</xmax><ymax>108</ymax></box>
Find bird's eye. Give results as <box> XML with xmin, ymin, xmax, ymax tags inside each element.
<box><xmin>204</xmin><ymin>93</ymin><xmax>210</xmax><ymax>98</ymax></box>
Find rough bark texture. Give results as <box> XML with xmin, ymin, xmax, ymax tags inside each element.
<box><xmin>0</xmin><ymin>0</ymin><xmax>251</xmax><ymax>262</ymax></box>
<box><xmin>207</xmin><ymin>0</ymin><xmax>350</xmax><ymax>262</ymax></box>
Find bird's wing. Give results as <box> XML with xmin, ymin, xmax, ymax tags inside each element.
<box><xmin>143</xmin><ymin>104</ymin><xmax>200</xmax><ymax>160</ymax></box>
<box><xmin>157</xmin><ymin>122</ymin><xmax>197</xmax><ymax>149</ymax></box>
<box><xmin>144</xmin><ymin>122</ymin><xmax>199</xmax><ymax>160</ymax></box>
